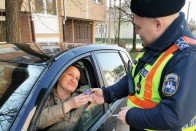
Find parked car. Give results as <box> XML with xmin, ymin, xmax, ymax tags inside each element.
<box><xmin>0</xmin><ymin>43</ymin><xmax>131</xmax><ymax>131</ymax></box>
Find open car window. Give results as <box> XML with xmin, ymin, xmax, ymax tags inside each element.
<box><xmin>34</xmin><ymin>57</ymin><xmax>104</xmax><ymax>131</ymax></box>
<box><xmin>73</xmin><ymin>58</ymin><xmax>104</xmax><ymax>131</ymax></box>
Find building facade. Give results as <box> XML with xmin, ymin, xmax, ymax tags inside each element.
<box><xmin>0</xmin><ymin>0</ymin><xmax>106</xmax><ymax>48</ymax></box>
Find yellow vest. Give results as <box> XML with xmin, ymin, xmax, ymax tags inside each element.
<box><xmin>127</xmin><ymin>36</ymin><xmax>196</xmax><ymax>131</ymax></box>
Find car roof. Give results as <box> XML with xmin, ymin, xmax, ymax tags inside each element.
<box><xmin>0</xmin><ymin>42</ymin><xmax>126</xmax><ymax>65</ymax></box>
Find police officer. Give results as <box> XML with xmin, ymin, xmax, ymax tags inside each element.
<box><xmin>91</xmin><ymin>0</ymin><xmax>196</xmax><ymax>130</ymax></box>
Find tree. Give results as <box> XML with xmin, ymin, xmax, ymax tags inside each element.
<box><xmin>112</xmin><ymin>0</ymin><xmax>137</xmax><ymax>51</ymax></box>
<box><xmin>5</xmin><ymin>0</ymin><xmax>23</xmax><ymax>43</ymax></box>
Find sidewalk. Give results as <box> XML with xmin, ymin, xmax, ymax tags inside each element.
<box><xmin>125</xmin><ymin>43</ymin><xmax>143</xmax><ymax>52</ymax></box>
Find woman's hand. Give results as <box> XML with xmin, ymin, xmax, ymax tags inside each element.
<box><xmin>64</xmin><ymin>94</ymin><xmax>90</xmax><ymax>111</ymax></box>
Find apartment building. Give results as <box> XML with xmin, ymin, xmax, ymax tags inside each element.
<box><xmin>0</xmin><ymin>0</ymin><xmax>107</xmax><ymax>47</ymax></box>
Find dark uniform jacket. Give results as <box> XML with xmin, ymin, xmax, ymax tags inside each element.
<box><xmin>103</xmin><ymin>12</ymin><xmax>196</xmax><ymax>130</ymax></box>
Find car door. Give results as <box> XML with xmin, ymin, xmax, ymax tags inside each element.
<box><xmin>66</xmin><ymin>50</ymin><xmax>129</xmax><ymax>131</ymax></box>
<box><xmin>27</xmin><ymin>52</ymin><xmax>107</xmax><ymax>131</ymax></box>
<box><xmin>68</xmin><ymin>55</ymin><xmax>106</xmax><ymax>131</ymax></box>
<box><xmin>88</xmin><ymin>49</ymin><xmax>129</xmax><ymax>131</ymax></box>
<box><xmin>27</xmin><ymin>48</ymin><xmax>130</xmax><ymax>131</ymax></box>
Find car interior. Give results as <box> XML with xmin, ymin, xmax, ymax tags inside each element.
<box><xmin>35</xmin><ymin>58</ymin><xmax>103</xmax><ymax>131</ymax></box>
<box><xmin>73</xmin><ymin>59</ymin><xmax>103</xmax><ymax>131</ymax></box>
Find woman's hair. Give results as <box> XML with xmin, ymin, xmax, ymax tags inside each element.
<box><xmin>71</xmin><ymin>63</ymin><xmax>87</xmax><ymax>86</ymax></box>
<box><xmin>71</xmin><ymin>63</ymin><xmax>82</xmax><ymax>75</ymax></box>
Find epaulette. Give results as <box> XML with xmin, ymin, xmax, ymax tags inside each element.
<box><xmin>175</xmin><ymin>37</ymin><xmax>189</xmax><ymax>50</ymax></box>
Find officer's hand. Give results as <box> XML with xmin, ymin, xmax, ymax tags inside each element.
<box><xmin>117</xmin><ymin>106</ymin><xmax>129</xmax><ymax>125</ymax></box>
<box><xmin>90</xmin><ymin>88</ymin><xmax>104</xmax><ymax>104</ymax></box>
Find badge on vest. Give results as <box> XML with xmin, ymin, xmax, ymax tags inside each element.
<box><xmin>175</xmin><ymin>37</ymin><xmax>189</xmax><ymax>50</ymax></box>
<box><xmin>140</xmin><ymin>68</ymin><xmax>148</xmax><ymax>78</ymax></box>
<box><xmin>162</xmin><ymin>73</ymin><xmax>180</xmax><ymax>96</ymax></box>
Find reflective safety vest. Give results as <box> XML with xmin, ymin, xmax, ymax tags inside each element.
<box><xmin>127</xmin><ymin>36</ymin><xmax>196</xmax><ymax>130</ymax></box>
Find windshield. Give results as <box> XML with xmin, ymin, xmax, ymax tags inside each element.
<box><xmin>0</xmin><ymin>62</ymin><xmax>44</xmax><ymax>130</ymax></box>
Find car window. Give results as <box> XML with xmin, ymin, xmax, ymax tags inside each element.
<box><xmin>74</xmin><ymin>59</ymin><xmax>104</xmax><ymax>131</ymax></box>
<box><xmin>95</xmin><ymin>52</ymin><xmax>126</xmax><ymax>86</ymax></box>
<box><xmin>35</xmin><ymin>58</ymin><xmax>104</xmax><ymax>131</ymax></box>
<box><xmin>0</xmin><ymin>62</ymin><xmax>44</xmax><ymax>131</ymax></box>
<box><xmin>120</xmin><ymin>51</ymin><xmax>130</xmax><ymax>65</ymax></box>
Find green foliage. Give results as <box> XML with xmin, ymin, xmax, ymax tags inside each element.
<box><xmin>129</xmin><ymin>50</ymin><xmax>138</xmax><ymax>60</ymax></box>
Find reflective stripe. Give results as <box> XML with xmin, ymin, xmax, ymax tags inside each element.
<box><xmin>142</xmin><ymin>36</ymin><xmax>196</xmax><ymax>101</ymax></box>
<box><xmin>182</xmin><ymin>36</ymin><xmax>196</xmax><ymax>44</ymax></box>
<box><xmin>127</xmin><ymin>36</ymin><xmax>196</xmax><ymax>130</ymax></box>
<box><xmin>144</xmin><ymin>126</ymin><xmax>196</xmax><ymax>131</ymax></box>
<box><xmin>182</xmin><ymin>125</ymin><xmax>196</xmax><ymax>131</ymax></box>
<box><xmin>144</xmin><ymin>44</ymin><xmax>178</xmax><ymax>100</ymax></box>
<box><xmin>128</xmin><ymin>95</ymin><xmax>158</xmax><ymax>108</ymax></box>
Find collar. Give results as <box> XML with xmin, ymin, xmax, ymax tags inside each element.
<box><xmin>139</xmin><ymin>12</ymin><xmax>188</xmax><ymax>65</ymax></box>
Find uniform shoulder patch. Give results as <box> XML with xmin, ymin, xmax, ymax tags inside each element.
<box><xmin>140</xmin><ymin>68</ymin><xmax>148</xmax><ymax>78</ymax></box>
<box><xmin>162</xmin><ymin>73</ymin><xmax>180</xmax><ymax>96</ymax></box>
<box><xmin>175</xmin><ymin>37</ymin><xmax>189</xmax><ymax>50</ymax></box>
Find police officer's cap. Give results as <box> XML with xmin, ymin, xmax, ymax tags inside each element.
<box><xmin>130</xmin><ymin>0</ymin><xmax>185</xmax><ymax>18</ymax></box>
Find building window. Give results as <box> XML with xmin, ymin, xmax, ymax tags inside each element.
<box><xmin>95</xmin><ymin>27</ymin><xmax>99</xmax><ymax>34</ymax></box>
<box><xmin>99</xmin><ymin>26</ymin><xmax>104</xmax><ymax>34</ymax></box>
<box><xmin>35</xmin><ymin>0</ymin><xmax>57</xmax><ymax>15</ymax></box>
<box><xmin>35</xmin><ymin>0</ymin><xmax>44</xmax><ymax>14</ymax></box>
<box><xmin>46</xmin><ymin>0</ymin><xmax>57</xmax><ymax>15</ymax></box>
<box><xmin>76</xmin><ymin>24</ymin><xmax>83</xmax><ymax>39</ymax></box>
<box><xmin>84</xmin><ymin>25</ymin><xmax>90</xmax><ymax>38</ymax></box>
<box><xmin>92</xmin><ymin>0</ymin><xmax>101</xmax><ymax>3</ymax></box>
<box><xmin>0</xmin><ymin>11</ymin><xmax>6</xmax><ymax>42</ymax></box>
<box><xmin>96</xmin><ymin>26</ymin><xmax>104</xmax><ymax>34</ymax></box>
<box><xmin>0</xmin><ymin>21</ymin><xmax>6</xmax><ymax>42</ymax></box>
